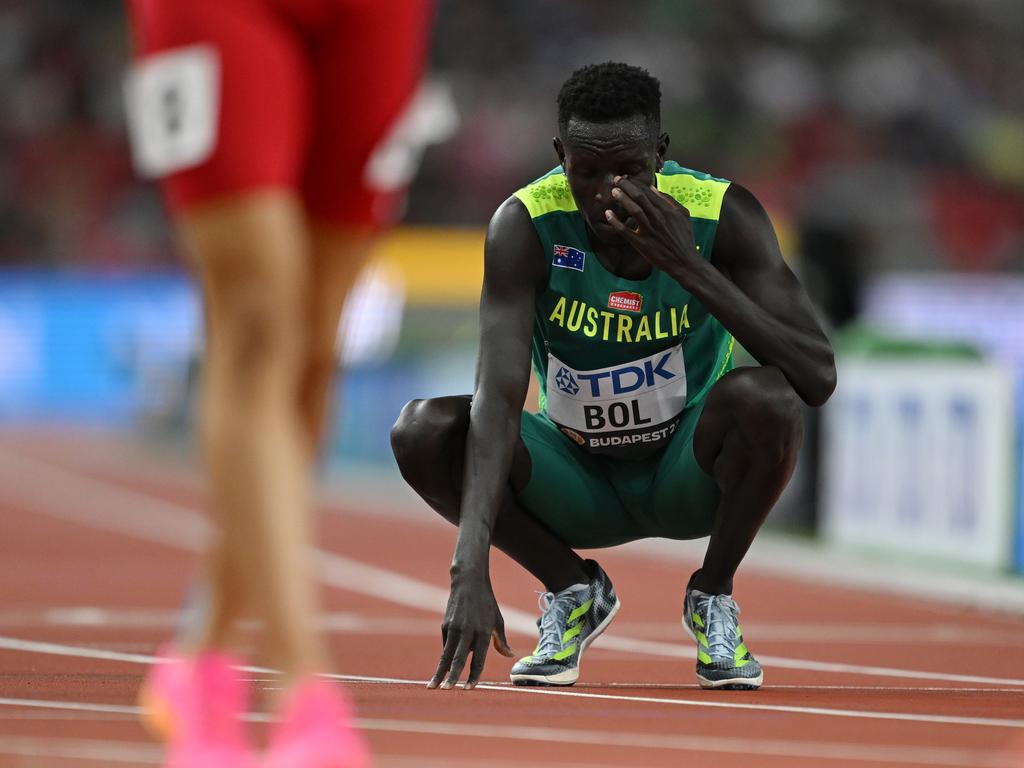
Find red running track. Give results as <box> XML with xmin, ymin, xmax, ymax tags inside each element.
<box><xmin>0</xmin><ymin>430</ymin><xmax>1022</xmax><ymax>768</ymax></box>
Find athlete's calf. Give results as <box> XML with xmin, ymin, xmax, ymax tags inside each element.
<box><xmin>690</xmin><ymin>365</ymin><xmax>804</xmax><ymax>595</ymax></box>
<box><xmin>391</xmin><ymin>397</ymin><xmax>590</xmax><ymax>592</ymax></box>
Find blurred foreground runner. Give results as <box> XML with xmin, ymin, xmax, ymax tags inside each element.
<box><xmin>124</xmin><ymin>1</ymin><xmax>433</xmax><ymax>764</ymax></box>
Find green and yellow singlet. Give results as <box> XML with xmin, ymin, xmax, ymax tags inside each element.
<box><xmin>513</xmin><ymin>161</ymin><xmax>734</xmax><ymax>459</ymax></box>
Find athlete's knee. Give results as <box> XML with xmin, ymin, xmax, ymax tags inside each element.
<box><xmin>390</xmin><ymin>399</ymin><xmax>427</xmax><ymax>470</ymax></box>
<box><xmin>742</xmin><ymin>375</ymin><xmax>803</xmax><ymax>464</ymax></box>
<box><xmin>212</xmin><ymin>291</ymin><xmax>305</xmax><ymax>382</ymax></box>
<box><xmin>302</xmin><ymin>346</ymin><xmax>338</xmax><ymax>392</ymax></box>
<box><xmin>390</xmin><ymin>396</ymin><xmax>470</xmax><ymax>484</ymax></box>
<box><xmin>191</xmin><ymin>208</ymin><xmax>309</xmax><ymax>382</ymax></box>
<box><xmin>712</xmin><ymin>367</ymin><xmax>804</xmax><ymax>465</ymax></box>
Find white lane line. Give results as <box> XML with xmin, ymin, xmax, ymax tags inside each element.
<box><xmin>473</xmin><ymin>684</ymin><xmax>1024</xmax><ymax>729</ymax></box>
<box><xmin>3</xmin><ymin>448</ymin><xmax>1024</xmax><ymax>690</ymax></box>
<box><xmin>374</xmin><ymin>757</ymin><xmax>618</xmax><ymax>768</ymax></box>
<box><xmin>0</xmin><ymin>635</ymin><xmax>400</xmax><ymax>682</ymax></box>
<box><xmin>0</xmin><ymin>637</ymin><xmax>158</xmax><ymax>666</ymax></box>
<box><xmin>0</xmin><ymin>736</ymin><xmax>161</xmax><ymax>765</ymax></box>
<box><xmin>2</xmin><ymin>636</ymin><xmax>1023</xmax><ymax>731</ymax></box>
<box><xmin>610</xmin><ymin>621</ymin><xmax>1024</xmax><ymax>646</ymax></box>
<box><xmin>5</xmin><ymin>609</ymin><xmax>1024</xmax><ymax>698</ymax></box>
<box><xmin>24</xmin><ymin>432</ymin><xmax>1024</xmax><ymax>618</ymax></box>
<box><xmin>537</xmin><ymin>682</ymin><xmax>1024</xmax><ymax>694</ymax></box>
<box><xmin>573</xmin><ymin>632</ymin><xmax>1024</xmax><ymax>688</ymax></box>
<box><xmin>3</xmin><ymin>606</ymin><xmax>1019</xmax><ymax>651</ymax></box>
<box><xmin>0</xmin><ymin>606</ymin><xmax>441</xmax><ymax>635</ymax></box>
<box><xmin>0</xmin><ymin>637</ymin><xmax>285</xmax><ymax>676</ymax></box>
<box><xmin>0</xmin><ymin>737</ymin><xmax>608</xmax><ymax>768</ymax></box>
<box><xmin>0</xmin><ymin>697</ymin><xmax>1019</xmax><ymax>768</ymax></box>
<box><xmin>312</xmin><ymin>552</ymin><xmax>1024</xmax><ymax>686</ymax></box>
<box><xmin>0</xmin><ymin>699</ymin><xmax>142</xmax><ymax>716</ymax></box>
<box><xmin>355</xmin><ymin>716</ymin><xmax>1024</xmax><ymax>768</ymax></box>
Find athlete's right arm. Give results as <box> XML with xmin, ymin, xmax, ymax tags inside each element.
<box><xmin>456</xmin><ymin>197</ymin><xmax>544</xmax><ymax>577</ymax></box>
<box><xmin>428</xmin><ymin>196</ymin><xmax>546</xmax><ymax>690</ymax></box>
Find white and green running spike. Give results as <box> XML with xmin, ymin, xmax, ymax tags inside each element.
<box><xmin>509</xmin><ymin>560</ymin><xmax>620</xmax><ymax>687</ymax></box>
<box><xmin>683</xmin><ymin>585</ymin><xmax>763</xmax><ymax>690</ymax></box>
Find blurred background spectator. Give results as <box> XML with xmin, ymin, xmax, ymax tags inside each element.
<box><xmin>2</xmin><ymin>0</ymin><xmax>1022</xmax><ymax>292</ymax></box>
<box><xmin>2</xmin><ymin>0</ymin><xmax>1023</xmax><ymax>571</ymax></box>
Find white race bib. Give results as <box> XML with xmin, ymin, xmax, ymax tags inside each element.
<box><xmin>546</xmin><ymin>345</ymin><xmax>687</xmax><ymax>455</ymax></box>
<box><xmin>124</xmin><ymin>45</ymin><xmax>220</xmax><ymax>178</ymax></box>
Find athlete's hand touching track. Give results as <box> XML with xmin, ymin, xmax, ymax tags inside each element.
<box><xmin>605</xmin><ymin>176</ymin><xmax>705</xmax><ymax>282</ymax></box>
<box><xmin>429</xmin><ymin>576</ymin><xmax>514</xmax><ymax>690</ymax></box>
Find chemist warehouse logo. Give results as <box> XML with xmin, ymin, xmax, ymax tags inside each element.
<box><xmin>608</xmin><ymin>291</ymin><xmax>643</xmax><ymax>313</ymax></box>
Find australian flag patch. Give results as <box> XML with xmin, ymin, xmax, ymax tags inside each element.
<box><xmin>552</xmin><ymin>244</ymin><xmax>586</xmax><ymax>272</ymax></box>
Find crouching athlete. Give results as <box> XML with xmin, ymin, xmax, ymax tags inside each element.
<box><xmin>391</xmin><ymin>62</ymin><xmax>836</xmax><ymax>691</ymax></box>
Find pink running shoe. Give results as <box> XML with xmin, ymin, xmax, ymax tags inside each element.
<box><xmin>264</xmin><ymin>679</ymin><xmax>371</xmax><ymax>768</ymax></box>
<box><xmin>139</xmin><ymin>646</ymin><xmax>258</xmax><ymax>768</ymax></box>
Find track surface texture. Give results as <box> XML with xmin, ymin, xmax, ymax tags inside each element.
<box><xmin>1</xmin><ymin>430</ymin><xmax>1023</xmax><ymax>767</ymax></box>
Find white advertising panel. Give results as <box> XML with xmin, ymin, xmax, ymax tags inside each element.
<box><xmin>822</xmin><ymin>360</ymin><xmax>1015</xmax><ymax>569</ymax></box>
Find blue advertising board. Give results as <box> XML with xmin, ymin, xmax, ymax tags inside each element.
<box><xmin>0</xmin><ymin>269</ymin><xmax>477</xmax><ymax>465</ymax></box>
<box><xmin>0</xmin><ymin>270</ymin><xmax>200</xmax><ymax>423</ymax></box>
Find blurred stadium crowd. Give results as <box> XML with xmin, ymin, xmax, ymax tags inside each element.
<box><xmin>2</xmin><ymin>0</ymin><xmax>1023</xmax><ymax>318</ymax></box>
<box><xmin>2</xmin><ymin>0</ymin><xmax>1023</xmax><ymax>571</ymax></box>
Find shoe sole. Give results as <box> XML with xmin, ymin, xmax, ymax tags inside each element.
<box><xmin>682</xmin><ymin>612</ymin><xmax>763</xmax><ymax>691</ymax></box>
<box><xmin>697</xmin><ymin>671</ymin><xmax>764</xmax><ymax>690</ymax></box>
<box><xmin>509</xmin><ymin>597</ymin><xmax>621</xmax><ymax>686</ymax></box>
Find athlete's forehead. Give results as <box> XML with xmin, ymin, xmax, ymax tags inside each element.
<box><xmin>561</xmin><ymin>115</ymin><xmax>658</xmax><ymax>158</ymax></box>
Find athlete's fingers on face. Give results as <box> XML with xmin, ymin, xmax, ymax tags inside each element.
<box><xmin>612</xmin><ymin>176</ymin><xmax>643</xmax><ymax>201</ymax></box>
<box><xmin>604</xmin><ymin>209</ymin><xmax>639</xmax><ymax>238</ymax></box>
<box><xmin>615</xmin><ymin>177</ymin><xmax>661</xmax><ymax>217</ymax></box>
<box><xmin>441</xmin><ymin>635</ymin><xmax>473</xmax><ymax>689</ymax></box>
<box><xmin>428</xmin><ymin>631</ymin><xmax>457</xmax><ymax>689</ymax></box>
<box><xmin>610</xmin><ymin>185</ymin><xmax>651</xmax><ymax>230</ymax></box>
<box><xmin>464</xmin><ymin>635</ymin><xmax>490</xmax><ymax>689</ymax></box>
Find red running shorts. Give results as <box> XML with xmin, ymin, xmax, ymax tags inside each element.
<box><xmin>125</xmin><ymin>0</ymin><xmax>433</xmax><ymax>228</ymax></box>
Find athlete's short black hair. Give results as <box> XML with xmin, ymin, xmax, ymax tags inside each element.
<box><xmin>557</xmin><ymin>62</ymin><xmax>661</xmax><ymax>136</ymax></box>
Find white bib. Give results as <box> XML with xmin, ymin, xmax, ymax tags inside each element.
<box><xmin>546</xmin><ymin>345</ymin><xmax>687</xmax><ymax>454</ymax></box>
<box><xmin>124</xmin><ymin>45</ymin><xmax>220</xmax><ymax>178</ymax></box>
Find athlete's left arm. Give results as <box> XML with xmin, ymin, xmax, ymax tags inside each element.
<box><xmin>610</xmin><ymin>179</ymin><xmax>836</xmax><ymax>406</ymax></box>
<box><xmin>705</xmin><ymin>183</ymin><xmax>836</xmax><ymax>405</ymax></box>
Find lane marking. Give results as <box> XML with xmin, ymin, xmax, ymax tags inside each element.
<box><xmin>519</xmin><ymin>682</ymin><xmax>1024</xmax><ymax>694</ymax></box>
<box><xmin>3</xmin><ymin>607</ymin><xmax>1019</xmax><ymax>651</ymax></box>
<box><xmin>1</xmin><ymin>637</ymin><xmax>1023</xmax><ymax>730</ymax></box>
<box><xmin>0</xmin><ymin>697</ymin><xmax>1019</xmax><ymax>767</ymax></box>
<box><xmin>0</xmin><ymin>699</ymin><xmax>142</xmax><ymax>716</ymax></box>
<box><xmin>609</xmin><ymin>621</ymin><xmax>1024</xmax><ymax>646</ymax></box>
<box><xmin>356</xmin><ymin>715</ymin><xmax>1024</xmax><ymax>767</ymax></box>
<box><xmin>23</xmin><ymin>637</ymin><xmax>1010</xmax><ymax>705</ymax></box>
<box><xmin>21</xmin><ymin>432</ymin><xmax>1024</xmax><ymax>617</ymax></box>
<box><xmin>0</xmin><ymin>736</ymin><xmax>611</xmax><ymax>768</ymax></box>
<box><xmin>3</xmin><ymin>449</ymin><xmax>1024</xmax><ymax>690</ymax></box>
<box><xmin>0</xmin><ymin>736</ymin><xmax>161</xmax><ymax>765</ymax></box>
<box><xmin>0</xmin><ymin>606</ymin><xmax>440</xmax><ymax>635</ymax></box>
<box><xmin>473</xmin><ymin>684</ymin><xmax>1024</xmax><ymax>729</ymax></box>
<box><xmin>0</xmin><ymin>637</ymin><xmax>157</xmax><ymax>666</ymax></box>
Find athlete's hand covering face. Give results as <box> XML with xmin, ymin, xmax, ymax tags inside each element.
<box><xmin>428</xmin><ymin>576</ymin><xmax>514</xmax><ymax>690</ymax></box>
<box><xmin>556</xmin><ymin>117</ymin><xmax>667</xmax><ymax>246</ymax></box>
<box><xmin>605</xmin><ymin>176</ymin><xmax>704</xmax><ymax>278</ymax></box>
